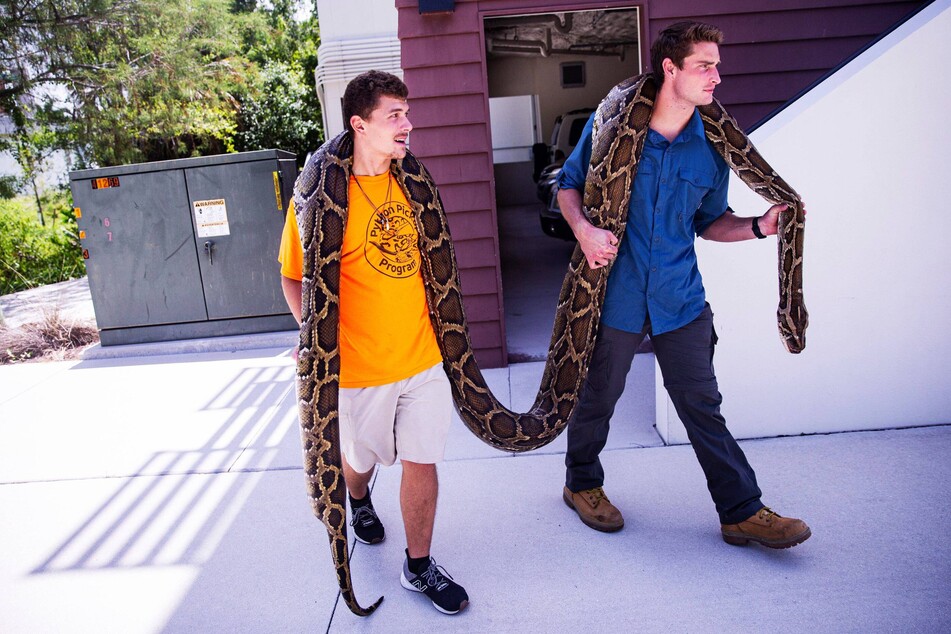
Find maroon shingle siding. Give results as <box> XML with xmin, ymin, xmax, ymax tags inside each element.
<box><xmin>398</xmin><ymin>0</ymin><xmax>926</xmax><ymax>368</ymax></box>
<box><xmin>649</xmin><ymin>0</ymin><xmax>928</xmax><ymax>126</ymax></box>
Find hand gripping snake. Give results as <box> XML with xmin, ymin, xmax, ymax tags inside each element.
<box><xmin>292</xmin><ymin>73</ymin><xmax>807</xmax><ymax>617</ymax></box>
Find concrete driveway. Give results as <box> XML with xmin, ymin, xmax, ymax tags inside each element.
<box><xmin>1</xmin><ymin>344</ymin><xmax>949</xmax><ymax>633</ymax></box>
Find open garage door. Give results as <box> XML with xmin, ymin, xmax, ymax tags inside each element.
<box><xmin>484</xmin><ymin>7</ymin><xmax>641</xmax><ymax>361</ymax></box>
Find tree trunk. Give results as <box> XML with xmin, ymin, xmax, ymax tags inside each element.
<box><xmin>32</xmin><ymin>175</ymin><xmax>45</xmax><ymax>226</ymax></box>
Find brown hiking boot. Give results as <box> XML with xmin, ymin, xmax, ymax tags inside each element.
<box><xmin>563</xmin><ymin>486</ymin><xmax>624</xmax><ymax>532</ymax></box>
<box><xmin>721</xmin><ymin>506</ymin><xmax>811</xmax><ymax>549</ymax></box>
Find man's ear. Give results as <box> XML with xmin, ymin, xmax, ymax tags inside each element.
<box><xmin>663</xmin><ymin>57</ymin><xmax>676</xmax><ymax>78</ymax></box>
<box><xmin>350</xmin><ymin>115</ymin><xmax>364</xmax><ymax>133</ymax></box>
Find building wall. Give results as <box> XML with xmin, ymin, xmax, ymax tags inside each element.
<box><xmin>395</xmin><ymin>0</ymin><xmax>927</xmax><ymax>368</ymax></box>
<box><xmin>314</xmin><ymin>0</ymin><xmax>401</xmax><ymax>137</ymax></box>
<box><xmin>649</xmin><ymin>0</ymin><xmax>928</xmax><ymax>128</ymax></box>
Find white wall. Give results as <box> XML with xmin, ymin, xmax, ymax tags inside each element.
<box><xmin>314</xmin><ymin>0</ymin><xmax>400</xmax><ymax>138</ymax></box>
<box><xmin>657</xmin><ymin>0</ymin><xmax>951</xmax><ymax>443</ymax></box>
<box><xmin>316</xmin><ymin>0</ymin><xmax>397</xmax><ymax>40</ymax></box>
<box><xmin>489</xmin><ymin>95</ymin><xmax>542</xmax><ymax>163</ymax></box>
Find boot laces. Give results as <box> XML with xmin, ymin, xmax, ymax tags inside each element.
<box><xmin>758</xmin><ymin>507</ymin><xmax>780</xmax><ymax>522</ymax></box>
<box><xmin>583</xmin><ymin>487</ymin><xmax>607</xmax><ymax>507</ymax></box>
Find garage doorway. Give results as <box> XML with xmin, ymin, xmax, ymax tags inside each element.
<box><xmin>484</xmin><ymin>8</ymin><xmax>641</xmax><ymax>361</ymax></box>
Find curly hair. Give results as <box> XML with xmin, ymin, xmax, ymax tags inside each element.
<box><xmin>650</xmin><ymin>21</ymin><xmax>724</xmax><ymax>85</ymax></box>
<box><xmin>342</xmin><ymin>70</ymin><xmax>409</xmax><ymax>133</ymax></box>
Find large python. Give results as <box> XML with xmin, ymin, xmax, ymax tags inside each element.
<box><xmin>292</xmin><ymin>73</ymin><xmax>807</xmax><ymax>617</ymax></box>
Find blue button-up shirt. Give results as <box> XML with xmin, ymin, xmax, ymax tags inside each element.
<box><xmin>557</xmin><ymin>110</ymin><xmax>730</xmax><ymax>335</ymax></box>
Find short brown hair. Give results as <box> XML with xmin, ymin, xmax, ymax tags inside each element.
<box><xmin>650</xmin><ymin>21</ymin><xmax>724</xmax><ymax>85</ymax></box>
<box><xmin>342</xmin><ymin>70</ymin><xmax>409</xmax><ymax>133</ymax></box>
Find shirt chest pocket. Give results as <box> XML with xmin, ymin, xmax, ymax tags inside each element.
<box><xmin>629</xmin><ymin>158</ymin><xmax>657</xmax><ymax>210</ymax></box>
<box><xmin>679</xmin><ymin>167</ymin><xmax>715</xmax><ymax>229</ymax></box>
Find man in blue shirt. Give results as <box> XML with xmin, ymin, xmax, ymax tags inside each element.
<box><xmin>557</xmin><ymin>21</ymin><xmax>811</xmax><ymax>549</ymax></box>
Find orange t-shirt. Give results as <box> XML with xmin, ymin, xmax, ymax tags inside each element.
<box><xmin>279</xmin><ymin>172</ymin><xmax>443</xmax><ymax>387</ymax></box>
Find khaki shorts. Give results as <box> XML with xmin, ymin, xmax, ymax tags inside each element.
<box><xmin>338</xmin><ymin>363</ymin><xmax>451</xmax><ymax>474</ymax></box>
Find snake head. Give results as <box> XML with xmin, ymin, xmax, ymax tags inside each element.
<box><xmin>778</xmin><ymin>305</ymin><xmax>808</xmax><ymax>354</ymax></box>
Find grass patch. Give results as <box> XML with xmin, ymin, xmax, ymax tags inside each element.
<box><xmin>0</xmin><ymin>193</ymin><xmax>85</xmax><ymax>295</ymax></box>
<box><xmin>0</xmin><ymin>310</ymin><xmax>99</xmax><ymax>364</ymax></box>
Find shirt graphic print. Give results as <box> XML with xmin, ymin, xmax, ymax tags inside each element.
<box><xmin>277</xmin><ymin>171</ymin><xmax>443</xmax><ymax>387</ymax></box>
<box><xmin>366</xmin><ymin>198</ymin><xmax>420</xmax><ymax>278</ymax></box>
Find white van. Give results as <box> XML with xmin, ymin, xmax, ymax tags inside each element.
<box><xmin>548</xmin><ymin>107</ymin><xmax>594</xmax><ymax>163</ymax></box>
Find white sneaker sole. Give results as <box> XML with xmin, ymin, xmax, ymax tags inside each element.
<box><xmin>352</xmin><ymin>532</ymin><xmax>385</xmax><ymax>545</ymax></box>
<box><xmin>400</xmin><ymin>570</ymin><xmax>468</xmax><ymax>615</ymax></box>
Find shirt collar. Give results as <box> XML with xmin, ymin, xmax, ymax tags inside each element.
<box><xmin>683</xmin><ymin>108</ymin><xmax>706</xmax><ymax>141</ymax></box>
<box><xmin>647</xmin><ymin>109</ymin><xmax>705</xmax><ymax>147</ymax></box>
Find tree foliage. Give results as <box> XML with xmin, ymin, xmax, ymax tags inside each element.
<box><xmin>234</xmin><ymin>5</ymin><xmax>322</xmax><ymax>160</ymax></box>
<box><xmin>1</xmin><ymin>0</ymin><xmax>323</xmax><ymax>173</ymax></box>
<box><xmin>73</xmin><ymin>0</ymin><xmax>252</xmax><ymax>165</ymax></box>
<box><xmin>0</xmin><ymin>193</ymin><xmax>84</xmax><ymax>294</ymax></box>
<box><xmin>0</xmin><ymin>0</ymin><xmax>322</xmax><ymax>290</ymax></box>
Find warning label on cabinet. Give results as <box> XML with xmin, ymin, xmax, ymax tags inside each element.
<box><xmin>193</xmin><ymin>198</ymin><xmax>230</xmax><ymax>237</ymax></box>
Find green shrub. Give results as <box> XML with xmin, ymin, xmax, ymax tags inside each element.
<box><xmin>0</xmin><ymin>195</ymin><xmax>85</xmax><ymax>295</ymax></box>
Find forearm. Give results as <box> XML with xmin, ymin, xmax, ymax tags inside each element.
<box><xmin>701</xmin><ymin>210</ymin><xmax>769</xmax><ymax>243</ymax></box>
<box><xmin>556</xmin><ymin>187</ymin><xmax>619</xmax><ymax>269</ymax></box>
<box><xmin>281</xmin><ymin>275</ymin><xmax>303</xmax><ymax>325</ymax></box>
<box><xmin>557</xmin><ymin>187</ymin><xmax>593</xmax><ymax>237</ymax></box>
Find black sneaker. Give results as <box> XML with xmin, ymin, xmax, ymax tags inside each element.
<box><xmin>400</xmin><ymin>555</ymin><xmax>469</xmax><ymax>614</ymax></box>
<box><xmin>349</xmin><ymin>503</ymin><xmax>385</xmax><ymax>545</ymax></box>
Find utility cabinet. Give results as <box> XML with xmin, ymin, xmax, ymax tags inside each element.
<box><xmin>69</xmin><ymin>150</ymin><xmax>299</xmax><ymax>346</ymax></box>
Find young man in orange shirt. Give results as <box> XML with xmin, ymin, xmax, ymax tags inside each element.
<box><xmin>279</xmin><ymin>71</ymin><xmax>468</xmax><ymax>615</ymax></box>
